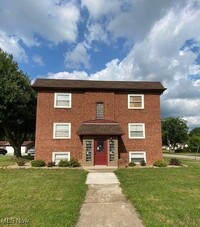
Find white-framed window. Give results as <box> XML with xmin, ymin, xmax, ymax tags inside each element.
<box><xmin>52</xmin><ymin>152</ymin><xmax>70</xmax><ymax>165</ymax></box>
<box><xmin>128</xmin><ymin>94</ymin><xmax>144</xmax><ymax>109</ymax></box>
<box><xmin>53</xmin><ymin>123</ymin><xmax>71</xmax><ymax>139</ymax></box>
<box><xmin>129</xmin><ymin>151</ymin><xmax>146</xmax><ymax>164</ymax></box>
<box><xmin>128</xmin><ymin>123</ymin><xmax>145</xmax><ymax>139</ymax></box>
<box><xmin>54</xmin><ymin>93</ymin><xmax>72</xmax><ymax>108</ymax></box>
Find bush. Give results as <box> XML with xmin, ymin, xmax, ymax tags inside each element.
<box><xmin>58</xmin><ymin>160</ymin><xmax>70</xmax><ymax>167</ymax></box>
<box><xmin>47</xmin><ymin>161</ymin><xmax>55</xmax><ymax>167</ymax></box>
<box><xmin>31</xmin><ymin>160</ymin><xmax>46</xmax><ymax>167</ymax></box>
<box><xmin>153</xmin><ymin>160</ymin><xmax>168</xmax><ymax>167</ymax></box>
<box><xmin>169</xmin><ymin>158</ymin><xmax>182</xmax><ymax>166</ymax></box>
<box><xmin>22</xmin><ymin>155</ymin><xmax>34</xmax><ymax>160</ymax></box>
<box><xmin>16</xmin><ymin>158</ymin><xmax>26</xmax><ymax>166</ymax></box>
<box><xmin>58</xmin><ymin>159</ymin><xmax>80</xmax><ymax>167</ymax></box>
<box><xmin>140</xmin><ymin>160</ymin><xmax>146</xmax><ymax>166</ymax></box>
<box><xmin>128</xmin><ymin>162</ymin><xmax>136</xmax><ymax>167</ymax></box>
<box><xmin>68</xmin><ymin>159</ymin><xmax>80</xmax><ymax>167</ymax></box>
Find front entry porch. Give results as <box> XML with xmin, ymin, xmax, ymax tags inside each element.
<box><xmin>77</xmin><ymin>119</ymin><xmax>124</xmax><ymax>167</ymax></box>
<box><xmin>81</xmin><ymin>136</ymin><xmax>119</xmax><ymax>167</ymax></box>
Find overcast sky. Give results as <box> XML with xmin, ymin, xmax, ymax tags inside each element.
<box><xmin>0</xmin><ymin>0</ymin><xmax>200</xmax><ymax>129</ymax></box>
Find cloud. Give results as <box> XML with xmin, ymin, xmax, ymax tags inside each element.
<box><xmin>49</xmin><ymin>0</ymin><xmax>200</xmax><ymax>128</ymax></box>
<box><xmin>0</xmin><ymin>30</ymin><xmax>28</xmax><ymax>62</ymax></box>
<box><xmin>81</xmin><ymin>0</ymin><xmax>122</xmax><ymax>19</ymax></box>
<box><xmin>0</xmin><ymin>0</ymin><xmax>80</xmax><ymax>46</ymax></box>
<box><xmin>48</xmin><ymin>71</ymin><xmax>89</xmax><ymax>80</ymax></box>
<box><xmin>64</xmin><ymin>42</ymin><xmax>90</xmax><ymax>69</ymax></box>
<box><xmin>32</xmin><ymin>55</ymin><xmax>45</xmax><ymax>66</ymax></box>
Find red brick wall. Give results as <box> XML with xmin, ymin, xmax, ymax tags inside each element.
<box><xmin>114</xmin><ymin>93</ymin><xmax>163</xmax><ymax>165</ymax></box>
<box><xmin>35</xmin><ymin>90</ymin><xmax>163</xmax><ymax>165</ymax></box>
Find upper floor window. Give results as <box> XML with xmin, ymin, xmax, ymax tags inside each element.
<box><xmin>96</xmin><ymin>102</ymin><xmax>104</xmax><ymax>119</ymax></box>
<box><xmin>54</xmin><ymin>93</ymin><xmax>71</xmax><ymax>108</ymax></box>
<box><xmin>53</xmin><ymin>123</ymin><xmax>71</xmax><ymax>139</ymax></box>
<box><xmin>128</xmin><ymin>123</ymin><xmax>145</xmax><ymax>139</ymax></box>
<box><xmin>128</xmin><ymin>94</ymin><xmax>144</xmax><ymax>109</ymax></box>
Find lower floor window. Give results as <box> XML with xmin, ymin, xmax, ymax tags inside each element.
<box><xmin>86</xmin><ymin>141</ymin><xmax>92</xmax><ymax>162</ymax></box>
<box><xmin>52</xmin><ymin>152</ymin><xmax>70</xmax><ymax>165</ymax></box>
<box><xmin>129</xmin><ymin>151</ymin><xmax>146</xmax><ymax>164</ymax></box>
<box><xmin>109</xmin><ymin>140</ymin><xmax>115</xmax><ymax>161</ymax></box>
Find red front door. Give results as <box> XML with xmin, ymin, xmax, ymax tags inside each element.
<box><xmin>94</xmin><ymin>139</ymin><xmax>107</xmax><ymax>165</ymax></box>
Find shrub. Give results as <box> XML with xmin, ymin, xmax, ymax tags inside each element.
<box><xmin>16</xmin><ymin>158</ymin><xmax>26</xmax><ymax>166</ymax></box>
<box><xmin>58</xmin><ymin>159</ymin><xmax>80</xmax><ymax>167</ymax></box>
<box><xmin>169</xmin><ymin>158</ymin><xmax>182</xmax><ymax>166</ymax></box>
<box><xmin>31</xmin><ymin>160</ymin><xmax>46</xmax><ymax>167</ymax></box>
<box><xmin>153</xmin><ymin>160</ymin><xmax>168</xmax><ymax>167</ymax></box>
<box><xmin>68</xmin><ymin>159</ymin><xmax>80</xmax><ymax>167</ymax></box>
<box><xmin>47</xmin><ymin>161</ymin><xmax>55</xmax><ymax>167</ymax></box>
<box><xmin>140</xmin><ymin>160</ymin><xmax>146</xmax><ymax>166</ymax></box>
<box><xmin>58</xmin><ymin>160</ymin><xmax>70</xmax><ymax>167</ymax></box>
<box><xmin>128</xmin><ymin>162</ymin><xmax>136</xmax><ymax>167</ymax></box>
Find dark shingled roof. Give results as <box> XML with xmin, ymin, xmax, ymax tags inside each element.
<box><xmin>32</xmin><ymin>78</ymin><xmax>166</xmax><ymax>93</ymax></box>
<box><xmin>77</xmin><ymin>120</ymin><xmax>124</xmax><ymax>136</ymax></box>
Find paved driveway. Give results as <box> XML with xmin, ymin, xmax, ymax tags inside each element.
<box><xmin>163</xmin><ymin>153</ymin><xmax>200</xmax><ymax>160</ymax></box>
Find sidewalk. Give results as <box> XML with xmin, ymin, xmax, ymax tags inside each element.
<box><xmin>76</xmin><ymin>172</ymin><xmax>144</xmax><ymax>227</ymax></box>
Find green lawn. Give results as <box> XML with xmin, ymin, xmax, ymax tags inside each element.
<box><xmin>0</xmin><ymin>155</ymin><xmax>16</xmax><ymax>167</ymax></box>
<box><xmin>0</xmin><ymin>169</ymin><xmax>87</xmax><ymax>227</ymax></box>
<box><xmin>115</xmin><ymin>159</ymin><xmax>200</xmax><ymax>227</ymax></box>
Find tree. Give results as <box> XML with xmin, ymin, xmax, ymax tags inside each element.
<box><xmin>0</xmin><ymin>48</ymin><xmax>36</xmax><ymax>157</ymax></box>
<box><xmin>188</xmin><ymin>127</ymin><xmax>200</xmax><ymax>152</ymax></box>
<box><xmin>189</xmin><ymin>127</ymin><xmax>200</xmax><ymax>137</ymax></box>
<box><xmin>162</xmin><ymin>117</ymin><xmax>188</xmax><ymax>150</ymax></box>
<box><xmin>189</xmin><ymin>135</ymin><xmax>200</xmax><ymax>152</ymax></box>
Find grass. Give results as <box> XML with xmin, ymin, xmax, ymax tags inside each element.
<box><xmin>0</xmin><ymin>155</ymin><xmax>34</xmax><ymax>168</ymax></box>
<box><xmin>115</xmin><ymin>159</ymin><xmax>200</xmax><ymax>227</ymax></box>
<box><xmin>0</xmin><ymin>155</ymin><xmax>16</xmax><ymax>167</ymax></box>
<box><xmin>0</xmin><ymin>169</ymin><xmax>87</xmax><ymax>227</ymax></box>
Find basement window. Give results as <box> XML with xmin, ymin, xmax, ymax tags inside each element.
<box><xmin>52</xmin><ymin>152</ymin><xmax>70</xmax><ymax>165</ymax></box>
<box><xmin>129</xmin><ymin>152</ymin><xmax>146</xmax><ymax>164</ymax></box>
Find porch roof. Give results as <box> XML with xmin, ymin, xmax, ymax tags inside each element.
<box><xmin>77</xmin><ymin>120</ymin><xmax>124</xmax><ymax>136</ymax></box>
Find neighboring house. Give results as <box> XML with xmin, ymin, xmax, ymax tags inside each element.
<box><xmin>32</xmin><ymin>79</ymin><xmax>166</xmax><ymax>167</ymax></box>
<box><xmin>0</xmin><ymin>141</ymin><xmax>34</xmax><ymax>155</ymax></box>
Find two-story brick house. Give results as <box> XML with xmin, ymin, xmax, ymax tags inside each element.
<box><xmin>32</xmin><ymin>79</ymin><xmax>166</xmax><ymax>167</ymax></box>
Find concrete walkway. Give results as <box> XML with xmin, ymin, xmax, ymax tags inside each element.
<box><xmin>76</xmin><ymin>172</ymin><xmax>144</xmax><ymax>227</ymax></box>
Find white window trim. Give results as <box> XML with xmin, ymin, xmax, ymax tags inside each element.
<box><xmin>52</xmin><ymin>152</ymin><xmax>70</xmax><ymax>164</ymax></box>
<box><xmin>54</xmin><ymin>93</ymin><xmax>72</xmax><ymax>108</ymax></box>
<box><xmin>128</xmin><ymin>94</ymin><xmax>144</xmax><ymax>109</ymax></box>
<box><xmin>53</xmin><ymin>123</ymin><xmax>71</xmax><ymax>139</ymax></box>
<box><xmin>129</xmin><ymin>151</ymin><xmax>146</xmax><ymax>164</ymax></box>
<box><xmin>128</xmin><ymin>123</ymin><xmax>145</xmax><ymax>139</ymax></box>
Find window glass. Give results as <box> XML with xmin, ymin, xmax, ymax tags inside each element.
<box><xmin>129</xmin><ymin>123</ymin><xmax>145</xmax><ymax>139</ymax></box>
<box><xmin>54</xmin><ymin>123</ymin><xmax>71</xmax><ymax>139</ymax></box>
<box><xmin>129</xmin><ymin>152</ymin><xmax>146</xmax><ymax>164</ymax></box>
<box><xmin>96</xmin><ymin>102</ymin><xmax>104</xmax><ymax>119</ymax></box>
<box><xmin>86</xmin><ymin>141</ymin><xmax>92</xmax><ymax>162</ymax></box>
<box><xmin>128</xmin><ymin>95</ymin><xmax>144</xmax><ymax>109</ymax></box>
<box><xmin>96</xmin><ymin>141</ymin><xmax>104</xmax><ymax>152</ymax></box>
<box><xmin>54</xmin><ymin>93</ymin><xmax>71</xmax><ymax>108</ymax></box>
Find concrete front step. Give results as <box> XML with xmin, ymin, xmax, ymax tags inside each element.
<box><xmin>83</xmin><ymin>165</ymin><xmax>118</xmax><ymax>172</ymax></box>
